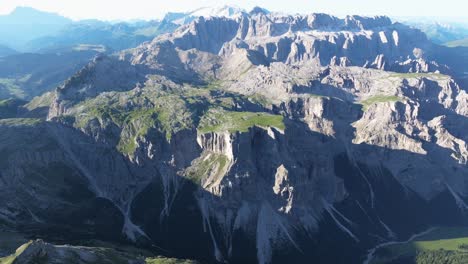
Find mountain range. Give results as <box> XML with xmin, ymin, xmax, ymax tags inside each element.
<box><xmin>0</xmin><ymin>44</ymin><xmax>16</xmax><ymax>57</ymax></box>
<box><xmin>0</xmin><ymin>5</ymin><xmax>246</xmax><ymax>53</ymax></box>
<box><xmin>1</xmin><ymin>6</ymin><xmax>467</xmax><ymax>103</ymax></box>
<box><xmin>0</xmin><ymin>7</ymin><xmax>72</xmax><ymax>51</ymax></box>
<box><xmin>399</xmin><ymin>18</ymin><xmax>468</xmax><ymax>45</ymax></box>
<box><xmin>0</xmin><ymin>5</ymin><xmax>467</xmax><ymax>264</ymax></box>
<box><xmin>0</xmin><ymin>6</ymin><xmax>256</xmax><ymax>102</ymax></box>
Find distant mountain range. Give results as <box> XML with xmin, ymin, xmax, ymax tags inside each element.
<box><xmin>0</xmin><ymin>48</ymin><xmax>101</xmax><ymax>100</ymax></box>
<box><xmin>445</xmin><ymin>38</ymin><xmax>468</xmax><ymax>47</ymax></box>
<box><xmin>0</xmin><ymin>5</ymin><xmax>249</xmax><ymax>53</ymax></box>
<box><xmin>0</xmin><ymin>44</ymin><xmax>17</xmax><ymax>57</ymax></box>
<box><xmin>25</xmin><ymin>19</ymin><xmax>178</xmax><ymax>52</ymax></box>
<box><xmin>395</xmin><ymin>17</ymin><xmax>468</xmax><ymax>45</ymax></box>
<box><xmin>0</xmin><ymin>6</ymin><xmax>467</xmax><ymax>102</ymax></box>
<box><xmin>0</xmin><ymin>7</ymin><xmax>72</xmax><ymax>51</ymax></box>
<box><xmin>0</xmin><ymin>6</ymin><xmax>256</xmax><ymax>102</ymax></box>
<box><xmin>163</xmin><ymin>5</ymin><xmax>246</xmax><ymax>25</ymax></box>
<box><xmin>2</xmin><ymin>6</ymin><xmax>467</xmax><ymax>53</ymax></box>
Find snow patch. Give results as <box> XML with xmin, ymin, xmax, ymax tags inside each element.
<box><xmin>379</xmin><ymin>31</ymin><xmax>388</xmax><ymax>44</ymax></box>
<box><xmin>392</xmin><ymin>30</ymin><xmax>399</xmax><ymax>46</ymax></box>
<box><xmin>189</xmin><ymin>5</ymin><xmax>245</xmax><ymax>19</ymax></box>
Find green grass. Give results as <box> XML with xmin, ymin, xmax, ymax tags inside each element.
<box><xmin>0</xmin><ymin>237</ymin><xmax>198</xmax><ymax>264</ymax></box>
<box><xmin>0</xmin><ymin>118</ymin><xmax>42</xmax><ymax>126</ymax></box>
<box><xmin>0</xmin><ymin>99</ymin><xmax>13</xmax><ymax>108</ymax></box>
<box><xmin>372</xmin><ymin>227</ymin><xmax>468</xmax><ymax>264</ymax></box>
<box><xmin>359</xmin><ymin>95</ymin><xmax>402</xmax><ymax>111</ymax></box>
<box><xmin>24</xmin><ymin>92</ymin><xmax>54</xmax><ymax>111</ymax></box>
<box><xmin>75</xmin><ymin>96</ymin><xmax>194</xmax><ymax>155</ymax></box>
<box><xmin>247</xmin><ymin>93</ymin><xmax>273</xmax><ymax>106</ymax></box>
<box><xmin>198</xmin><ymin>109</ymin><xmax>285</xmax><ymax>134</ymax></box>
<box><xmin>414</xmin><ymin>237</ymin><xmax>468</xmax><ymax>251</ymax></box>
<box><xmin>0</xmin><ymin>241</ymin><xmax>32</xmax><ymax>264</ymax></box>
<box><xmin>445</xmin><ymin>38</ymin><xmax>468</xmax><ymax>47</ymax></box>
<box><xmin>0</xmin><ymin>79</ymin><xmax>26</xmax><ymax>100</ymax></box>
<box><xmin>66</xmin><ymin>83</ymin><xmax>282</xmax><ymax>155</ymax></box>
<box><xmin>145</xmin><ymin>257</ymin><xmax>198</xmax><ymax>264</ymax></box>
<box><xmin>414</xmin><ymin>227</ymin><xmax>468</xmax><ymax>241</ymax></box>
<box><xmin>185</xmin><ymin>153</ymin><xmax>229</xmax><ymax>184</ymax></box>
<box><xmin>388</xmin><ymin>72</ymin><xmax>448</xmax><ymax>79</ymax></box>
<box><xmin>72</xmin><ymin>44</ymin><xmax>107</xmax><ymax>52</ymax></box>
<box><xmin>0</xmin><ymin>232</ymin><xmax>28</xmax><ymax>258</ymax></box>
<box><xmin>134</xmin><ymin>27</ymin><xmax>160</xmax><ymax>37</ymax></box>
<box><xmin>78</xmin><ymin>105</ymin><xmax>128</xmax><ymax>127</ymax></box>
<box><xmin>115</xmin><ymin>108</ymin><xmax>160</xmax><ymax>155</ymax></box>
<box><xmin>197</xmin><ymin>79</ymin><xmax>224</xmax><ymax>91</ymax></box>
<box><xmin>0</xmin><ymin>99</ymin><xmax>24</xmax><ymax>119</ymax></box>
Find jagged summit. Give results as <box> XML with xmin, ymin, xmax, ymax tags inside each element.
<box><xmin>189</xmin><ymin>5</ymin><xmax>245</xmax><ymax>18</ymax></box>
<box><xmin>128</xmin><ymin>9</ymin><xmax>445</xmax><ymax>76</ymax></box>
<box><xmin>9</xmin><ymin>6</ymin><xmax>53</xmax><ymax>15</ymax></box>
<box><xmin>249</xmin><ymin>6</ymin><xmax>270</xmax><ymax>15</ymax></box>
<box><xmin>1</xmin><ymin>6</ymin><xmax>71</xmax><ymax>24</ymax></box>
<box><xmin>162</xmin><ymin>5</ymin><xmax>246</xmax><ymax>25</ymax></box>
<box><xmin>160</xmin><ymin>6</ymin><xmax>394</xmax><ymax>32</ymax></box>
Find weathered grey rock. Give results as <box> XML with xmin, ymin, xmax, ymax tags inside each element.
<box><xmin>136</xmin><ymin>12</ymin><xmax>443</xmax><ymax>73</ymax></box>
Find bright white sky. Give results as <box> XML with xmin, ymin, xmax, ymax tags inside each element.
<box><xmin>0</xmin><ymin>0</ymin><xmax>466</xmax><ymax>21</ymax></box>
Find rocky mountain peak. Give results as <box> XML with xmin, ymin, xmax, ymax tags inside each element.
<box><xmin>249</xmin><ymin>6</ymin><xmax>270</xmax><ymax>16</ymax></box>
<box><xmin>162</xmin><ymin>5</ymin><xmax>246</xmax><ymax>25</ymax></box>
<box><xmin>131</xmin><ymin>9</ymin><xmax>444</xmax><ymax>75</ymax></box>
<box><xmin>189</xmin><ymin>5</ymin><xmax>245</xmax><ymax>18</ymax></box>
<box><xmin>0</xmin><ymin>6</ymin><xmax>71</xmax><ymax>24</ymax></box>
<box><xmin>344</xmin><ymin>15</ymin><xmax>392</xmax><ymax>30</ymax></box>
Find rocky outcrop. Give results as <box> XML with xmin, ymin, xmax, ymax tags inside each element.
<box><xmin>1</xmin><ymin>239</ymin><xmax>198</xmax><ymax>264</ymax></box>
<box><xmin>47</xmin><ymin>55</ymin><xmax>148</xmax><ymax>119</ymax></box>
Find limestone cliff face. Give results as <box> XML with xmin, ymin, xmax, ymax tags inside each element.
<box><xmin>135</xmin><ymin>12</ymin><xmax>443</xmax><ymax>74</ymax></box>
<box><xmin>177</xmin><ymin>126</ymin><xmax>341</xmax><ymax>263</ymax></box>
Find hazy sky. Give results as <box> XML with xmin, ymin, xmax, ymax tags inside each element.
<box><xmin>0</xmin><ymin>0</ymin><xmax>466</xmax><ymax>21</ymax></box>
